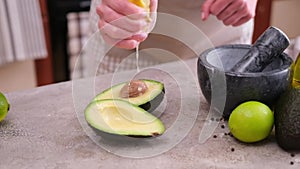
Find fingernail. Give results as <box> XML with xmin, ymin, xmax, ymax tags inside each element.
<box><xmin>201</xmin><ymin>12</ymin><xmax>206</xmax><ymax>21</ymax></box>
<box><xmin>130</xmin><ymin>41</ymin><xmax>138</xmax><ymax>49</ymax></box>
<box><xmin>136</xmin><ymin>33</ymin><xmax>148</xmax><ymax>42</ymax></box>
<box><xmin>140</xmin><ymin>32</ymin><xmax>148</xmax><ymax>39</ymax></box>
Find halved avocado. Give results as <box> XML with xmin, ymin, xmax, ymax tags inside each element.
<box><xmin>93</xmin><ymin>79</ymin><xmax>164</xmax><ymax>112</ymax></box>
<box><xmin>85</xmin><ymin>99</ymin><xmax>165</xmax><ymax>136</ymax></box>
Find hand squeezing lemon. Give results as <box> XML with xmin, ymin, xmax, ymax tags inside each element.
<box><xmin>0</xmin><ymin>92</ymin><xmax>9</xmax><ymax>122</ymax></box>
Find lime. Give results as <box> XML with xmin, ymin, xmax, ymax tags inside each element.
<box><xmin>0</xmin><ymin>92</ymin><xmax>9</xmax><ymax>122</ymax></box>
<box><xmin>228</xmin><ymin>101</ymin><xmax>274</xmax><ymax>143</ymax></box>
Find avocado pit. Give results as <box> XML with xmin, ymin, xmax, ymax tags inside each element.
<box><xmin>120</xmin><ymin>80</ymin><xmax>148</xmax><ymax>98</ymax></box>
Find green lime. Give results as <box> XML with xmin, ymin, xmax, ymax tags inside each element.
<box><xmin>228</xmin><ymin>101</ymin><xmax>274</xmax><ymax>143</ymax></box>
<box><xmin>0</xmin><ymin>92</ymin><xmax>9</xmax><ymax>122</ymax></box>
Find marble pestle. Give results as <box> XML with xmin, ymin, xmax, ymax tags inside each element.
<box><xmin>231</xmin><ymin>26</ymin><xmax>290</xmax><ymax>73</ymax></box>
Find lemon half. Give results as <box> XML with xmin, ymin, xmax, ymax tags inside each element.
<box><xmin>129</xmin><ymin>0</ymin><xmax>150</xmax><ymax>9</ymax></box>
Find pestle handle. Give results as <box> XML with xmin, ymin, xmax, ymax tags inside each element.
<box><xmin>231</xmin><ymin>26</ymin><xmax>290</xmax><ymax>73</ymax></box>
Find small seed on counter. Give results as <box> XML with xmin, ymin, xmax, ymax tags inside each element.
<box><xmin>231</xmin><ymin>148</ymin><xmax>235</xmax><ymax>152</ymax></box>
<box><xmin>221</xmin><ymin>125</ymin><xmax>225</xmax><ymax>129</ymax></box>
<box><xmin>213</xmin><ymin>135</ymin><xmax>217</xmax><ymax>138</ymax></box>
<box><xmin>290</xmin><ymin>161</ymin><xmax>294</xmax><ymax>165</ymax></box>
<box><xmin>291</xmin><ymin>153</ymin><xmax>295</xmax><ymax>157</ymax></box>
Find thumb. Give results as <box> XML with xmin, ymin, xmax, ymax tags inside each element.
<box><xmin>150</xmin><ymin>0</ymin><xmax>158</xmax><ymax>13</ymax></box>
<box><xmin>201</xmin><ymin>0</ymin><xmax>215</xmax><ymax>21</ymax></box>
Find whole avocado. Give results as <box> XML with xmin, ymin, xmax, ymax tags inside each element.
<box><xmin>275</xmin><ymin>87</ymin><xmax>300</xmax><ymax>150</ymax></box>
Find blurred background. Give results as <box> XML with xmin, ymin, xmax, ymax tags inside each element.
<box><xmin>0</xmin><ymin>0</ymin><xmax>300</xmax><ymax>93</ymax></box>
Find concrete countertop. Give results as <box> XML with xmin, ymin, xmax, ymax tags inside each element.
<box><xmin>0</xmin><ymin>58</ymin><xmax>299</xmax><ymax>169</ymax></box>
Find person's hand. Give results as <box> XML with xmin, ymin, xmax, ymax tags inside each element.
<box><xmin>201</xmin><ymin>0</ymin><xmax>258</xmax><ymax>26</ymax></box>
<box><xmin>97</xmin><ymin>0</ymin><xmax>158</xmax><ymax>49</ymax></box>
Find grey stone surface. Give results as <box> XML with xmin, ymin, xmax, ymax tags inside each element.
<box><xmin>0</xmin><ymin>59</ymin><xmax>299</xmax><ymax>169</ymax></box>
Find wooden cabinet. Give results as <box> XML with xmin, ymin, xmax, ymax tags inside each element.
<box><xmin>35</xmin><ymin>0</ymin><xmax>54</xmax><ymax>86</ymax></box>
<box><xmin>36</xmin><ymin>0</ymin><xmax>91</xmax><ymax>84</ymax></box>
<box><xmin>253</xmin><ymin>0</ymin><xmax>273</xmax><ymax>42</ymax></box>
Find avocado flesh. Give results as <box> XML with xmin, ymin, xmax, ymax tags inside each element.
<box><xmin>275</xmin><ymin>88</ymin><xmax>300</xmax><ymax>150</ymax></box>
<box><xmin>85</xmin><ymin>99</ymin><xmax>165</xmax><ymax>136</ymax></box>
<box><xmin>93</xmin><ymin>79</ymin><xmax>164</xmax><ymax>111</ymax></box>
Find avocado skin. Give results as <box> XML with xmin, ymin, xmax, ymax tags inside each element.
<box><xmin>140</xmin><ymin>88</ymin><xmax>165</xmax><ymax>112</ymax></box>
<box><xmin>275</xmin><ymin>87</ymin><xmax>300</xmax><ymax>150</ymax></box>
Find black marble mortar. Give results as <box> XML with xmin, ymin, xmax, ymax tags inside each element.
<box><xmin>197</xmin><ymin>44</ymin><xmax>293</xmax><ymax>119</ymax></box>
